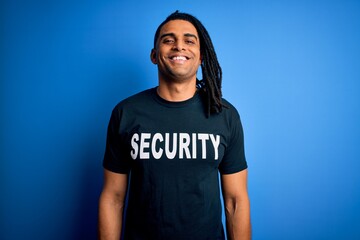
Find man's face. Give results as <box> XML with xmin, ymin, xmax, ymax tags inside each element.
<box><xmin>151</xmin><ymin>20</ymin><xmax>202</xmax><ymax>83</ymax></box>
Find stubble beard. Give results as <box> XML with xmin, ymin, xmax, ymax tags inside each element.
<box><xmin>159</xmin><ymin>63</ymin><xmax>199</xmax><ymax>84</ymax></box>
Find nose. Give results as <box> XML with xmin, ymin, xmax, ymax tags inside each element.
<box><xmin>172</xmin><ymin>41</ymin><xmax>185</xmax><ymax>51</ymax></box>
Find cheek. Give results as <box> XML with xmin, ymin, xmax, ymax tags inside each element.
<box><xmin>197</xmin><ymin>53</ymin><xmax>202</xmax><ymax>64</ymax></box>
<box><xmin>158</xmin><ymin>52</ymin><xmax>167</xmax><ymax>61</ymax></box>
<box><xmin>195</xmin><ymin>50</ymin><xmax>201</xmax><ymax>61</ymax></box>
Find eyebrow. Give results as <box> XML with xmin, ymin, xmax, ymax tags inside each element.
<box><xmin>160</xmin><ymin>32</ymin><xmax>198</xmax><ymax>41</ymax></box>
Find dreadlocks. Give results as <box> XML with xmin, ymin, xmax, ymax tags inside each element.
<box><xmin>153</xmin><ymin>11</ymin><xmax>224</xmax><ymax>117</ymax></box>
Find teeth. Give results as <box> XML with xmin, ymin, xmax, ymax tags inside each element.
<box><xmin>172</xmin><ymin>56</ymin><xmax>186</xmax><ymax>60</ymax></box>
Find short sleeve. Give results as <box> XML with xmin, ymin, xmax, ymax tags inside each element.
<box><xmin>103</xmin><ymin>107</ymin><xmax>132</xmax><ymax>174</ymax></box>
<box><xmin>218</xmin><ymin>109</ymin><xmax>247</xmax><ymax>174</ymax></box>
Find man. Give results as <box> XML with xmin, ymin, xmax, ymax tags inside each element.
<box><xmin>98</xmin><ymin>11</ymin><xmax>251</xmax><ymax>240</ymax></box>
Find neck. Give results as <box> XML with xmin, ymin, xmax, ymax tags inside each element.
<box><xmin>157</xmin><ymin>78</ymin><xmax>197</xmax><ymax>102</ymax></box>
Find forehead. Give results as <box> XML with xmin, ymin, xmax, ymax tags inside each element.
<box><xmin>159</xmin><ymin>20</ymin><xmax>199</xmax><ymax>37</ymax></box>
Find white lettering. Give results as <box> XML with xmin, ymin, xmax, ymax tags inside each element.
<box><xmin>165</xmin><ymin>133</ymin><xmax>177</xmax><ymax>159</ymax></box>
<box><xmin>198</xmin><ymin>133</ymin><xmax>209</xmax><ymax>159</ymax></box>
<box><xmin>130</xmin><ymin>132</ymin><xmax>220</xmax><ymax>160</ymax></box>
<box><xmin>192</xmin><ymin>133</ymin><xmax>197</xmax><ymax>159</ymax></box>
<box><xmin>179</xmin><ymin>133</ymin><xmax>191</xmax><ymax>159</ymax></box>
<box><xmin>130</xmin><ymin>133</ymin><xmax>139</xmax><ymax>159</ymax></box>
<box><xmin>152</xmin><ymin>133</ymin><xmax>163</xmax><ymax>159</ymax></box>
<box><xmin>209</xmin><ymin>134</ymin><xmax>220</xmax><ymax>160</ymax></box>
<box><xmin>139</xmin><ymin>133</ymin><xmax>151</xmax><ymax>159</ymax></box>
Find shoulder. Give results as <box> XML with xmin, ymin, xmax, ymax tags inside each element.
<box><xmin>113</xmin><ymin>88</ymin><xmax>155</xmax><ymax>111</ymax></box>
<box><xmin>221</xmin><ymin>98</ymin><xmax>241</xmax><ymax>120</ymax></box>
<box><xmin>107</xmin><ymin>88</ymin><xmax>156</xmax><ymax>124</ymax></box>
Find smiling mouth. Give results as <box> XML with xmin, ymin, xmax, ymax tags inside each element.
<box><xmin>170</xmin><ymin>55</ymin><xmax>190</xmax><ymax>60</ymax></box>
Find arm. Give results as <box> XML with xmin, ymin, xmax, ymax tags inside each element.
<box><xmin>98</xmin><ymin>169</ymin><xmax>128</xmax><ymax>240</ymax></box>
<box><xmin>221</xmin><ymin>169</ymin><xmax>251</xmax><ymax>240</ymax></box>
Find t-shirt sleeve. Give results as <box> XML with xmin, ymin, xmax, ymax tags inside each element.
<box><xmin>218</xmin><ymin>109</ymin><xmax>247</xmax><ymax>174</ymax></box>
<box><xmin>103</xmin><ymin>107</ymin><xmax>132</xmax><ymax>174</ymax></box>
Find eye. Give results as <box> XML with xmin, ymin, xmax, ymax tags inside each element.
<box><xmin>163</xmin><ymin>38</ymin><xmax>175</xmax><ymax>44</ymax></box>
<box><xmin>185</xmin><ymin>40</ymin><xmax>195</xmax><ymax>45</ymax></box>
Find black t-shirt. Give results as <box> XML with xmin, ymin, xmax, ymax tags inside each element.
<box><xmin>103</xmin><ymin>88</ymin><xmax>247</xmax><ymax>240</ymax></box>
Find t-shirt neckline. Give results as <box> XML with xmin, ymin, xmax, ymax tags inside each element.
<box><xmin>151</xmin><ymin>87</ymin><xmax>201</xmax><ymax>108</ymax></box>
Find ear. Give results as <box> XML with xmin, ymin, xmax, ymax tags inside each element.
<box><xmin>150</xmin><ymin>49</ymin><xmax>157</xmax><ymax>64</ymax></box>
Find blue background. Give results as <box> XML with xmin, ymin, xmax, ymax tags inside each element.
<box><xmin>1</xmin><ymin>0</ymin><xmax>360</xmax><ymax>239</ymax></box>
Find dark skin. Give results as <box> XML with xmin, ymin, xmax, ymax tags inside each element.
<box><xmin>150</xmin><ymin>20</ymin><xmax>202</xmax><ymax>101</ymax></box>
